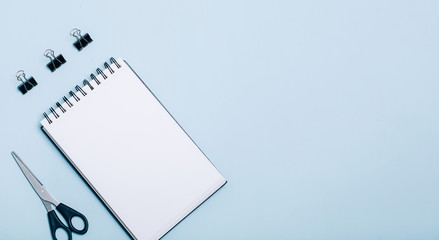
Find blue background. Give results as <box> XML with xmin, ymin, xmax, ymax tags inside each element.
<box><xmin>1</xmin><ymin>0</ymin><xmax>438</xmax><ymax>239</ymax></box>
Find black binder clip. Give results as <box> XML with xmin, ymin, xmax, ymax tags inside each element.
<box><xmin>45</xmin><ymin>49</ymin><xmax>66</xmax><ymax>72</ymax></box>
<box><xmin>16</xmin><ymin>70</ymin><xmax>37</xmax><ymax>95</ymax></box>
<box><xmin>70</xmin><ymin>28</ymin><xmax>93</xmax><ymax>51</ymax></box>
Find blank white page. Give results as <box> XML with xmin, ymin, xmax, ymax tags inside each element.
<box><xmin>41</xmin><ymin>58</ymin><xmax>226</xmax><ymax>240</ymax></box>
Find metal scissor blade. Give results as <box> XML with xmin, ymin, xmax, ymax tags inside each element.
<box><xmin>12</xmin><ymin>151</ymin><xmax>45</xmax><ymax>192</ymax></box>
<box><xmin>11</xmin><ymin>151</ymin><xmax>59</xmax><ymax>211</ymax></box>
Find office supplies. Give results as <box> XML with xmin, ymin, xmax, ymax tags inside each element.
<box><xmin>16</xmin><ymin>70</ymin><xmax>37</xmax><ymax>94</ymax></box>
<box><xmin>40</xmin><ymin>57</ymin><xmax>227</xmax><ymax>240</ymax></box>
<box><xmin>45</xmin><ymin>49</ymin><xmax>66</xmax><ymax>72</ymax></box>
<box><xmin>11</xmin><ymin>151</ymin><xmax>89</xmax><ymax>240</ymax></box>
<box><xmin>70</xmin><ymin>28</ymin><xmax>93</xmax><ymax>51</ymax></box>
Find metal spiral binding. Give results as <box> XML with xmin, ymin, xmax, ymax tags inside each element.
<box><xmin>56</xmin><ymin>102</ymin><xmax>66</xmax><ymax>113</ymax></box>
<box><xmin>43</xmin><ymin>57</ymin><xmax>121</xmax><ymax>124</ymax></box>
<box><xmin>63</xmin><ymin>96</ymin><xmax>73</xmax><ymax>107</ymax></box>
<box><xmin>104</xmin><ymin>62</ymin><xmax>114</xmax><ymax>74</ymax></box>
<box><xmin>43</xmin><ymin>113</ymin><xmax>52</xmax><ymax>124</ymax></box>
<box><xmin>110</xmin><ymin>57</ymin><xmax>121</xmax><ymax>68</ymax></box>
<box><xmin>69</xmin><ymin>91</ymin><xmax>81</xmax><ymax>102</ymax></box>
<box><xmin>83</xmin><ymin>79</ymin><xmax>94</xmax><ymax>90</ymax></box>
<box><xmin>96</xmin><ymin>68</ymin><xmax>107</xmax><ymax>79</ymax></box>
<box><xmin>49</xmin><ymin>107</ymin><xmax>59</xmax><ymax>119</ymax></box>
<box><xmin>90</xmin><ymin>74</ymin><xmax>100</xmax><ymax>85</ymax></box>
<box><xmin>75</xmin><ymin>85</ymin><xmax>87</xmax><ymax>96</ymax></box>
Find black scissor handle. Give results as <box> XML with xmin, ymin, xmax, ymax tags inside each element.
<box><xmin>47</xmin><ymin>210</ymin><xmax>72</xmax><ymax>240</ymax></box>
<box><xmin>56</xmin><ymin>203</ymin><xmax>89</xmax><ymax>235</ymax></box>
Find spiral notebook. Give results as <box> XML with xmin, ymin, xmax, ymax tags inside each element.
<box><xmin>40</xmin><ymin>58</ymin><xmax>226</xmax><ymax>240</ymax></box>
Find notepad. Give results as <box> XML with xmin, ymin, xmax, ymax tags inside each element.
<box><xmin>40</xmin><ymin>58</ymin><xmax>226</xmax><ymax>240</ymax></box>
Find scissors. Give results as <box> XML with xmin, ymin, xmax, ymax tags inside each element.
<box><xmin>11</xmin><ymin>151</ymin><xmax>89</xmax><ymax>240</ymax></box>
